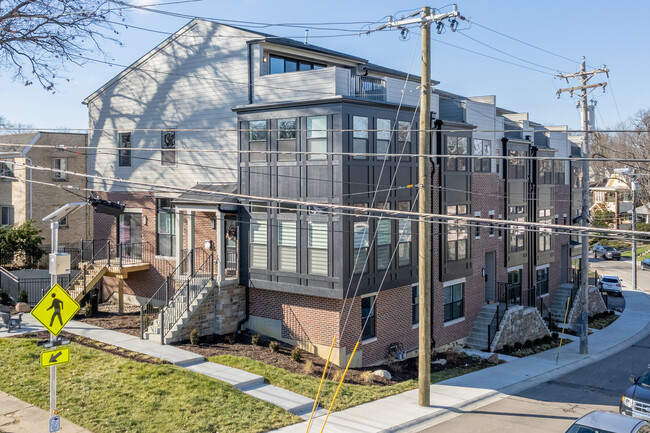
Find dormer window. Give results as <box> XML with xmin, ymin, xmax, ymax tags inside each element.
<box><xmin>269</xmin><ymin>54</ymin><xmax>325</xmax><ymax>75</ymax></box>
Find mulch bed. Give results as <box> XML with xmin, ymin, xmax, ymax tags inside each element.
<box><xmin>14</xmin><ymin>330</ymin><xmax>168</xmax><ymax>365</ymax></box>
<box><xmin>69</xmin><ymin>303</ymin><xmax>493</xmax><ymax>386</ymax></box>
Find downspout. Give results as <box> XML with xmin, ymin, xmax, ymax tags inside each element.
<box><xmin>247</xmin><ymin>42</ymin><xmax>253</xmax><ymax>105</ymax></box>
<box><xmin>24</xmin><ymin>157</ymin><xmax>33</xmax><ymax>220</ymax></box>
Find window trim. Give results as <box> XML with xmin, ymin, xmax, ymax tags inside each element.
<box><xmin>249</xmin><ymin>120</ymin><xmax>268</xmax><ymax>163</ymax></box>
<box><xmin>53</xmin><ymin>157</ymin><xmax>68</xmax><ymax>181</ymax></box>
<box><xmin>161</xmin><ymin>129</ymin><xmax>177</xmax><ymax>166</ymax></box>
<box><xmin>308</xmin><ymin>221</ymin><xmax>328</xmax><ymax>276</ymax></box>
<box><xmin>361</xmin><ymin>294</ymin><xmax>376</xmax><ymax>341</ymax></box>
<box><xmin>155</xmin><ymin>198</ymin><xmax>175</xmax><ymax>257</ymax></box>
<box><xmin>443</xmin><ymin>280</ymin><xmax>464</xmax><ymax>323</ymax></box>
<box><xmin>352</xmin><ymin>115</ymin><xmax>368</xmax><ymax>160</ymax></box>
<box><xmin>307</xmin><ymin>116</ymin><xmax>327</xmax><ymax>161</ymax></box>
<box><xmin>250</xmin><ymin>220</ymin><xmax>268</xmax><ymax>270</ymax></box>
<box><xmin>277</xmin><ymin>220</ymin><xmax>297</xmax><ymax>273</ymax></box>
<box><xmin>118</xmin><ymin>132</ymin><xmax>132</xmax><ymax>167</ymax></box>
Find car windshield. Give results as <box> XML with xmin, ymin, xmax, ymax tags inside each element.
<box><xmin>566</xmin><ymin>424</ymin><xmax>616</xmax><ymax>433</ymax></box>
<box><xmin>638</xmin><ymin>369</ymin><xmax>650</xmax><ymax>388</ymax></box>
<box><xmin>601</xmin><ymin>277</ymin><xmax>618</xmax><ymax>283</ymax></box>
<box><xmin>603</xmin><ymin>246</ymin><xmax>616</xmax><ymax>251</ymax></box>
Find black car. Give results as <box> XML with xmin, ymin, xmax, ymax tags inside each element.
<box><xmin>642</xmin><ymin>258</ymin><xmax>650</xmax><ymax>271</ymax></box>
<box><xmin>594</xmin><ymin>244</ymin><xmax>622</xmax><ymax>260</ymax></box>
<box><xmin>621</xmin><ymin>366</ymin><xmax>650</xmax><ymax>421</ymax></box>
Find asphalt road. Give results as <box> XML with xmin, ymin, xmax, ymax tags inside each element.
<box><xmin>420</xmin><ymin>334</ymin><xmax>650</xmax><ymax>433</ymax></box>
<box><xmin>590</xmin><ymin>256</ymin><xmax>650</xmax><ymax>294</ymax></box>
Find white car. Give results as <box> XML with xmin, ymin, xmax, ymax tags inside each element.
<box><xmin>599</xmin><ymin>275</ymin><xmax>624</xmax><ymax>296</ymax></box>
<box><xmin>565</xmin><ymin>411</ymin><xmax>650</xmax><ymax>433</ymax></box>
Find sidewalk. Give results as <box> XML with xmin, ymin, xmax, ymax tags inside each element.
<box><xmin>273</xmin><ymin>289</ymin><xmax>650</xmax><ymax>432</ymax></box>
<box><xmin>0</xmin><ymin>391</ymin><xmax>91</xmax><ymax>433</ymax></box>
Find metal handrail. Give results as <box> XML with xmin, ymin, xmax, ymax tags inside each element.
<box><xmin>351</xmin><ymin>75</ymin><xmax>386</xmax><ymax>101</ymax></box>
<box><xmin>140</xmin><ymin>249</ymin><xmax>194</xmax><ymax>338</ymax></box>
<box><xmin>487</xmin><ymin>303</ymin><xmax>507</xmax><ymax>351</ymax></box>
<box><xmin>160</xmin><ymin>251</ymin><xmax>214</xmax><ymax>338</ymax></box>
<box><xmin>63</xmin><ymin>240</ymin><xmax>110</xmax><ymax>300</ymax></box>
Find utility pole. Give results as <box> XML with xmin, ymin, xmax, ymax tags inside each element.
<box><xmin>369</xmin><ymin>4</ymin><xmax>466</xmax><ymax>407</ymax></box>
<box><xmin>557</xmin><ymin>58</ymin><xmax>609</xmax><ymax>355</ymax></box>
<box><xmin>632</xmin><ymin>174</ymin><xmax>638</xmax><ymax>291</ymax></box>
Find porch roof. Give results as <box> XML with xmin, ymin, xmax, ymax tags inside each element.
<box><xmin>172</xmin><ymin>183</ymin><xmax>239</xmax><ymax>208</ymax></box>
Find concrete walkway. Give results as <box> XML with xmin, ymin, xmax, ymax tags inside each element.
<box><xmin>0</xmin><ymin>391</ymin><xmax>91</xmax><ymax>433</ymax></box>
<box><xmin>274</xmin><ymin>289</ymin><xmax>650</xmax><ymax>432</ymax></box>
<box><xmin>3</xmin><ymin>316</ymin><xmax>323</xmax><ymax>420</ymax></box>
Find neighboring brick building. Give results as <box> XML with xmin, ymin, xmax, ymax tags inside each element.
<box><xmin>0</xmin><ymin>132</ymin><xmax>91</xmax><ymax>249</ymax></box>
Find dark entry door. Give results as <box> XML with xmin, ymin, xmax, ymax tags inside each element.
<box><xmin>484</xmin><ymin>252</ymin><xmax>496</xmax><ymax>302</ymax></box>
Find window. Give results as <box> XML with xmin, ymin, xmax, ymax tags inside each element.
<box><xmin>0</xmin><ymin>162</ymin><xmax>14</xmax><ymax>179</ymax></box>
<box><xmin>507</xmin><ymin>150</ymin><xmax>525</xmax><ymax>179</ymax></box>
<box><xmin>412</xmin><ymin>284</ymin><xmax>419</xmax><ymax>325</ymax></box>
<box><xmin>555</xmin><ymin>160</ymin><xmax>566</xmax><ymax>184</ymax></box>
<box><xmin>249</xmin><ymin>201</ymin><xmax>267</xmax><ymax>213</ymax></box>
<box><xmin>352</xmin><ymin>116</ymin><xmax>368</xmax><ymax>159</ymax></box>
<box><xmin>572</xmin><ymin>166</ymin><xmax>583</xmax><ymax>188</ymax></box>
<box><xmin>307</xmin><ymin>116</ymin><xmax>327</xmax><ymax>161</ymax></box>
<box><xmin>53</xmin><ymin>158</ymin><xmax>67</xmax><ymax>180</ymax></box>
<box><xmin>277</xmin><ymin>118</ymin><xmax>297</xmax><ymax>162</ymax></box>
<box><xmin>376</xmin><ymin>217</ymin><xmax>391</xmax><ymax>270</ymax></box>
<box><xmin>488</xmin><ymin>213</ymin><xmax>495</xmax><ymax>237</ymax></box>
<box><xmin>308</xmin><ymin>222</ymin><xmax>328</xmax><ymax>276</ymax></box>
<box><xmin>537</xmin><ymin>268</ymin><xmax>549</xmax><ymax>296</ymax></box>
<box><xmin>278</xmin><ymin>221</ymin><xmax>296</xmax><ymax>272</ymax></box>
<box><xmin>361</xmin><ymin>295</ymin><xmax>375</xmax><ymax>340</ymax></box>
<box><xmin>444</xmin><ymin>283</ymin><xmax>464</xmax><ymax>322</ymax></box>
<box><xmin>397</xmin><ymin>121</ymin><xmax>412</xmax><ymax>160</ymax></box>
<box><xmin>398</xmin><ymin>201</ymin><xmax>412</xmax><ymax>266</ymax></box>
<box><xmin>269</xmin><ymin>55</ymin><xmax>325</xmax><ymax>74</ymax></box>
<box><xmin>474</xmin><ymin>211</ymin><xmax>481</xmax><ymax>238</ymax></box>
<box><xmin>59</xmin><ymin>215</ymin><xmax>68</xmax><ymax>227</ymax></box>
<box><xmin>376</xmin><ymin>118</ymin><xmax>391</xmax><ymax>160</ymax></box>
<box><xmin>446</xmin><ymin>205</ymin><xmax>469</xmax><ymax>261</ymax></box>
<box><xmin>538</xmin><ymin>214</ymin><xmax>552</xmax><ymax>252</ymax></box>
<box><xmin>118</xmin><ymin>132</ymin><xmax>131</xmax><ymax>167</ymax></box>
<box><xmin>249</xmin><ymin>120</ymin><xmax>267</xmax><ymax>162</ymax></box>
<box><xmin>539</xmin><ymin>159</ymin><xmax>553</xmax><ymax>184</ymax></box>
<box><xmin>1</xmin><ymin>206</ymin><xmax>14</xmax><ymax>226</ymax></box>
<box><xmin>161</xmin><ymin>130</ymin><xmax>176</xmax><ymax>166</ymax></box>
<box><xmin>353</xmin><ymin>221</ymin><xmax>369</xmax><ymax>274</ymax></box>
<box><xmin>473</xmin><ymin>139</ymin><xmax>492</xmax><ymax>172</ymax></box>
<box><xmin>156</xmin><ymin>198</ymin><xmax>175</xmax><ymax>256</ymax></box>
<box><xmin>250</xmin><ymin>221</ymin><xmax>267</xmax><ymax>269</ymax></box>
<box><xmin>277</xmin><ymin>203</ymin><xmax>297</xmax><ymax>213</ymax></box>
<box><xmin>509</xmin><ymin>206</ymin><xmax>526</xmax><ymax>253</ymax></box>
<box><xmin>445</xmin><ymin>136</ymin><xmax>469</xmax><ymax>171</ymax></box>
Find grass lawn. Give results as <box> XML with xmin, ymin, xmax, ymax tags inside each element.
<box><xmin>0</xmin><ymin>338</ymin><xmax>299</xmax><ymax>433</ymax></box>
<box><xmin>209</xmin><ymin>355</ymin><xmax>488</xmax><ymax>412</ymax></box>
<box><xmin>621</xmin><ymin>244</ymin><xmax>650</xmax><ymax>259</ymax></box>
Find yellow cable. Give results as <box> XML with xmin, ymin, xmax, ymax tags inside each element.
<box><xmin>319</xmin><ymin>341</ymin><xmax>359</xmax><ymax>433</ymax></box>
<box><xmin>556</xmin><ymin>296</ymin><xmax>571</xmax><ymax>364</ymax></box>
<box><xmin>306</xmin><ymin>335</ymin><xmax>336</xmax><ymax>433</ymax></box>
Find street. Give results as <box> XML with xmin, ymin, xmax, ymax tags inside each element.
<box><xmin>420</xmin><ymin>334</ymin><xmax>650</xmax><ymax>433</ymax></box>
<box><xmin>590</xmin><ymin>256</ymin><xmax>650</xmax><ymax>294</ymax></box>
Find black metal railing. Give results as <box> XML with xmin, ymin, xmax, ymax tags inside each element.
<box><xmin>523</xmin><ymin>286</ymin><xmax>537</xmax><ymax>307</ymax></box>
<box><xmin>487</xmin><ymin>303</ymin><xmax>507</xmax><ymax>350</ymax></box>
<box><xmin>538</xmin><ymin>298</ymin><xmax>553</xmax><ymax>329</ymax></box>
<box><xmin>496</xmin><ymin>281</ymin><xmax>522</xmax><ymax>309</ymax></box>
<box><xmin>20</xmin><ymin>276</ymin><xmax>71</xmax><ymax>306</ymax></box>
<box><xmin>0</xmin><ymin>266</ymin><xmax>20</xmax><ymax>302</ymax></box>
<box><xmin>115</xmin><ymin>242</ymin><xmax>154</xmax><ymax>267</ymax></box>
<box><xmin>351</xmin><ymin>75</ymin><xmax>386</xmax><ymax>101</ymax></box>
<box><xmin>160</xmin><ymin>251</ymin><xmax>214</xmax><ymax>340</ymax></box>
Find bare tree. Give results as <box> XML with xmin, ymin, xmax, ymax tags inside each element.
<box><xmin>0</xmin><ymin>115</ymin><xmax>33</xmax><ymax>134</ymax></box>
<box><xmin>0</xmin><ymin>0</ymin><xmax>126</xmax><ymax>91</ymax></box>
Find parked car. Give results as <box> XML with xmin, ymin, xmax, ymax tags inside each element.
<box><xmin>620</xmin><ymin>366</ymin><xmax>650</xmax><ymax>421</ymax></box>
<box><xmin>593</xmin><ymin>244</ymin><xmax>622</xmax><ymax>260</ymax></box>
<box><xmin>566</xmin><ymin>411</ymin><xmax>650</xmax><ymax>433</ymax></box>
<box><xmin>641</xmin><ymin>258</ymin><xmax>650</xmax><ymax>271</ymax></box>
<box><xmin>599</xmin><ymin>275</ymin><xmax>624</xmax><ymax>296</ymax></box>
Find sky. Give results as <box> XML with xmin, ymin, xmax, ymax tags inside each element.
<box><xmin>1</xmin><ymin>0</ymin><xmax>649</xmax><ymax>132</ymax></box>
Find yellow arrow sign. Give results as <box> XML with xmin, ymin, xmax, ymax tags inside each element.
<box><xmin>31</xmin><ymin>284</ymin><xmax>80</xmax><ymax>336</ymax></box>
<box><xmin>41</xmin><ymin>347</ymin><xmax>70</xmax><ymax>368</ymax></box>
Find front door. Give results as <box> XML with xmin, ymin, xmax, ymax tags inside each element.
<box><xmin>484</xmin><ymin>251</ymin><xmax>496</xmax><ymax>302</ymax></box>
<box><xmin>119</xmin><ymin>213</ymin><xmax>142</xmax><ymax>259</ymax></box>
<box><xmin>224</xmin><ymin>215</ymin><xmax>238</xmax><ymax>277</ymax></box>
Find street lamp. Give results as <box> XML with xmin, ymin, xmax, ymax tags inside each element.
<box><xmin>613</xmin><ymin>167</ymin><xmax>638</xmax><ymax>291</ymax></box>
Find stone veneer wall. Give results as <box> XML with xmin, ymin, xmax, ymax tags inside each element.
<box><xmin>568</xmin><ymin>286</ymin><xmax>608</xmax><ymax>327</ymax></box>
<box><xmin>491</xmin><ymin>306</ymin><xmax>551</xmax><ymax>352</ymax></box>
<box><xmin>173</xmin><ymin>283</ymin><xmax>246</xmax><ymax>342</ymax></box>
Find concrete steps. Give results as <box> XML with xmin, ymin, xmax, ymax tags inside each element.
<box><xmin>550</xmin><ymin>283</ymin><xmax>574</xmax><ymax>324</ymax></box>
<box><xmin>465</xmin><ymin>304</ymin><xmax>499</xmax><ymax>351</ymax></box>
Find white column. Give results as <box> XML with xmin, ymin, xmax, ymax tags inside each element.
<box><xmin>175</xmin><ymin>210</ymin><xmax>184</xmax><ymax>262</ymax></box>
<box><xmin>216</xmin><ymin>210</ymin><xmax>225</xmax><ymax>283</ymax></box>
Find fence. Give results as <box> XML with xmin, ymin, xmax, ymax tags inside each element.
<box><xmin>351</xmin><ymin>75</ymin><xmax>386</xmax><ymax>101</ymax></box>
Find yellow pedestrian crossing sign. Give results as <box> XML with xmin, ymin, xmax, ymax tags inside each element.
<box><xmin>31</xmin><ymin>284</ymin><xmax>80</xmax><ymax>336</ymax></box>
<box><xmin>41</xmin><ymin>347</ymin><xmax>70</xmax><ymax>368</ymax></box>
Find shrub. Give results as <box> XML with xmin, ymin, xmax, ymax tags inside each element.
<box><xmin>524</xmin><ymin>339</ymin><xmax>533</xmax><ymax>348</ymax></box>
<box><xmin>331</xmin><ymin>368</ymin><xmax>344</xmax><ymax>382</ymax></box>
<box><xmin>291</xmin><ymin>346</ymin><xmax>302</xmax><ymax>362</ymax></box>
<box><xmin>269</xmin><ymin>341</ymin><xmax>280</xmax><ymax>353</ymax></box>
<box><xmin>0</xmin><ymin>289</ymin><xmax>10</xmax><ymax>305</ymax></box>
<box><xmin>360</xmin><ymin>370</ymin><xmax>374</xmax><ymax>384</ymax></box>
<box><xmin>190</xmin><ymin>329</ymin><xmax>199</xmax><ymax>346</ymax></box>
<box><xmin>445</xmin><ymin>349</ymin><xmax>459</xmax><ymax>364</ymax></box>
<box><xmin>552</xmin><ymin>332</ymin><xmax>559</xmax><ymax>340</ymax></box>
<box><xmin>513</xmin><ymin>342</ymin><xmax>523</xmax><ymax>350</ymax></box>
<box><xmin>84</xmin><ymin>303</ymin><xmax>93</xmax><ymax>317</ymax></box>
<box><xmin>303</xmin><ymin>360</ymin><xmax>315</xmax><ymax>375</ymax></box>
<box><xmin>251</xmin><ymin>333</ymin><xmax>261</xmax><ymax>346</ymax></box>
<box><xmin>542</xmin><ymin>335</ymin><xmax>552</xmax><ymax>344</ymax></box>
<box><xmin>502</xmin><ymin>344</ymin><xmax>512</xmax><ymax>354</ymax></box>
<box><xmin>533</xmin><ymin>338</ymin><xmax>542</xmax><ymax>346</ymax></box>
<box><xmin>389</xmin><ymin>361</ymin><xmax>404</xmax><ymax>375</ymax></box>
<box><xmin>18</xmin><ymin>289</ymin><xmax>28</xmax><ymax>303</ymax></box>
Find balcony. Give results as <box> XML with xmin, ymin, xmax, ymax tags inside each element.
<box><xmin>350</xmin><ymin>75</ymin><xmax>386</xmax><ymax>101</ymax></box>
